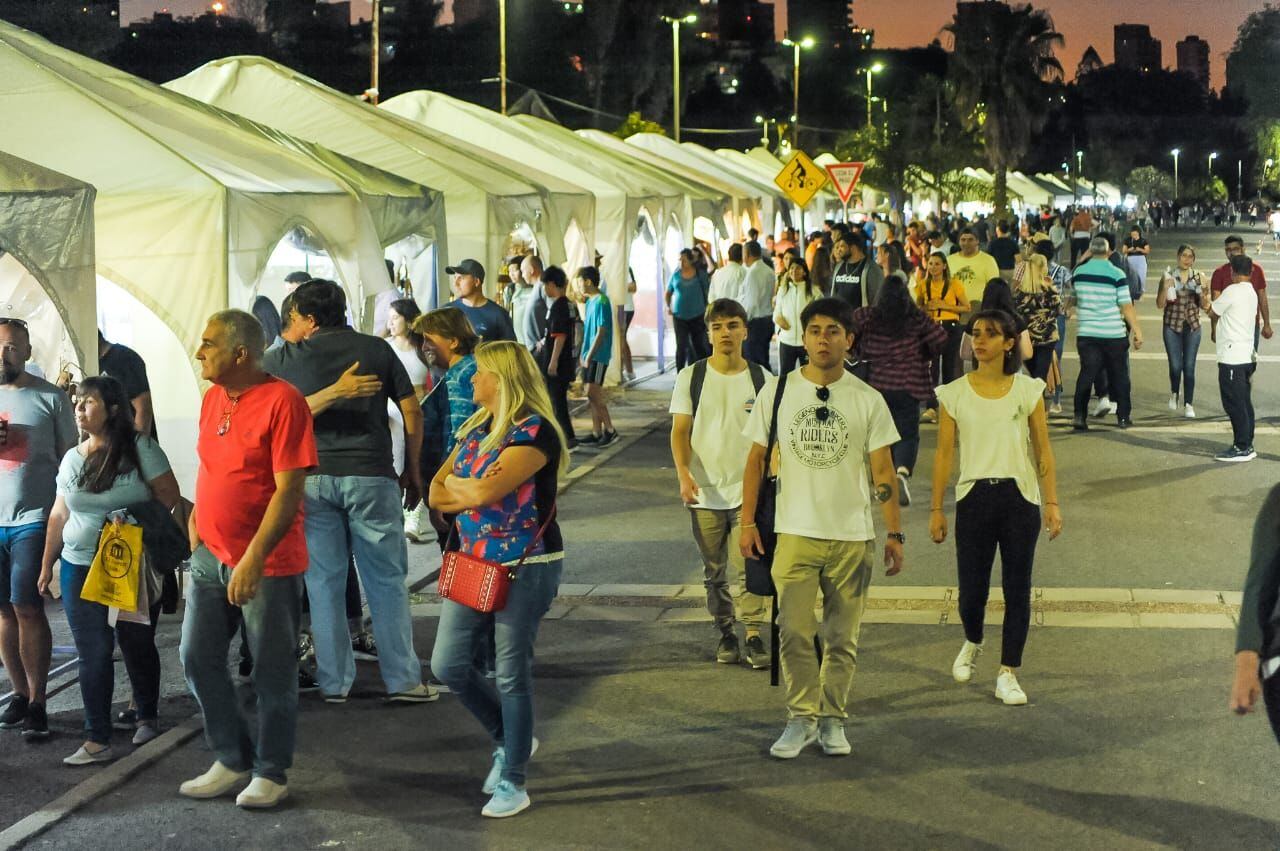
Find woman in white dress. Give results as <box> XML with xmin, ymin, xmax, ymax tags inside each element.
<box><xmin>386</xmin><ymin>299</ymin><xmax>432</xmax><ymax>541</ymax></box>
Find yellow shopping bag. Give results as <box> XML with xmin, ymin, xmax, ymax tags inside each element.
<box><xmin>81</xmin><ymin>522</ymin><xmax>143</xmax><ymax>611</ymax></box>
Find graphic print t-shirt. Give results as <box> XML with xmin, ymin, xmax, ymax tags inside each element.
<box><xmin>744</xmin><ymin>370</ymin><xmax>899</xmax><ymax>542</ymax></box>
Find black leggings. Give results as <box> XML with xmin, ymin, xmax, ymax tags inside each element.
<box><xmin>955</xmin><ymin>479</ymin><xmax>1040</xmax><ymax>667</ymax></box>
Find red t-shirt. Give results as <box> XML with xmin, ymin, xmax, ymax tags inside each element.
<box><xmin>1210</xmin><ymin>263</ymin><xmax>1266</xmax><ymax>296</ymax></box>
<box><xmin>195</xmin><ymin>377</ymin><xmax>317</xmax><ymax>576</ymax></box>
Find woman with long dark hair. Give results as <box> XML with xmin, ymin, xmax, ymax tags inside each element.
<box><xmin>978</xmin><ymin>278</ymin><xmax>1034</xmax><ymax>365</ymax></box>
<box><xmin>665</xmin><ymin>248</ymin><xmax>712</xmax><ymax>370</ymax></box>
<box><xmin>930</xmin><ymin>310</ymin><xmax>1062</xmax><ymax>706</ymax></box>
<box><xmin>38</xmin><ymin>376</ymin><xmax>181</xmax><ymax>764</ymax></box>
<box><xmin>852</xmin><ymin>274</ymin><xmax>947</xmax><ymax>506</ymax></box>
<box><xmin>773</xmin><ymin>258</ymin><xmax>819</xmax><ymax>375</ymax></box>
<box><xmin>1157</xmin><ymin>244</ymin><xmax>1209</xmax><ymax>418</ymax></box>
<box><xmin>387</xmin><ymin>299</ymin><xmax>432</xmax><ymax>542</ymax></box>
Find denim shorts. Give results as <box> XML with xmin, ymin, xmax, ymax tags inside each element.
<box><xmin>1</xmin><ymin>521</ymin><xmax>48</xmax><ymax>606</ymax></box>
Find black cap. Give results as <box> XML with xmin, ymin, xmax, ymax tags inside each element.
<box><xmin>445</xmin><ymin>259</ymin><xmax>485</xmax><ymax>281</ymax></box>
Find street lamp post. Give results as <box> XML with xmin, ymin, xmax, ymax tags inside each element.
<box><xmin>861</xmin><ymin>62</ymin><xmax>884</xmax><ymax>129</ymax></box>
<box><xmin>1171</xmin><ymin>148</ymin><xmax>1180</xmax><ymax>200</ymax></box>
<box><xmin>1075</xmin><ymin>150</ymin><xmax>1083</xmax><ymax>204</ymax></box>
<box><xmin>754</xmin><ymin>115</ymin><xmax>776</xmax><ymax>148</ymax></box>
<box><xmin>499</xmin><ymin>0</ymin><xmax>507</xmax><ymax>114</ymax></box>
<box><xmin>781</xmin><ymin>36</ymin><xmax>814</xmax><ymax>148</ymax></box>
<box><xmin>369</xmin><ymin>0</ymin><xmax>380</xmax><ymax>104</ymax></box>
<box><xmin>1238</xmin><ymin>159</ymin><xmax>1243</xmax><ymax>201</ymax></box>
<box><xmin>1209</xmin><ymin>151</ymin><xmax>1218</xmax><ymax>182</ymax></box>
<box><xmin>660</xmin><ymin>14</ymin><xmax>697</xmax><ymax>142</ymax></box>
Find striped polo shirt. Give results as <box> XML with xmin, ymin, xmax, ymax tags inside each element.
<box><xmin>1072</xmin><ymin>258</ymin><xmax>1130</xmax><ymax>339</ymax></box>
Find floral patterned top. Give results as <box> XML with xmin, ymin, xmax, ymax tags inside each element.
<box><xmin>452</xmin><ymin>415</ymin><xmax>563</xmax><ymax>564</ymax></box>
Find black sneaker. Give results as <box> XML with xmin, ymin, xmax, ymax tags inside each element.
<box><xmin>22</xmin><ymin>702</ymin><xmax>49</xmax><ymax>740</ymax></box>
<box><xmin>1071</xmin><ymin>417</ymin><xmax>1089</xmax><ymax>431</ymax></box>
<box><xmin>744</xmin><ymin>635</ymin><xmax>769</xmax><ymax>670</ymax></box>
<box><xmin>298</xmin><ymin>668</ymin><xmax>321</xmax><ymax>693</ymax></box>
<box><xmin>598</xmin><ymin>430</ymin><xmax>620</xmax><ymax>448</ymax></box>
<box><xmin>425</xmin><ymin>674</ymin><xmax>452</xmax><ymax>694</ymax></box>
<box><xmin>578</xmin><ymin>433</ymin><xmax>601</xmax><ymax>446</ymax></box>
<box><xmin>238</xmin><ymin>656</ymin><xmax>253</xmax><ymax>679</ymax></box>
<box><xmin>0</xmin><ymin>694</ymin><xmax>29</xmax><ymax>729</ymax></box>
<box><xmin>1116</xmin><ymin>417</ymin><xmax>1132</xmax><ymax>429</ymax></box>
<box><xmin>716</xmin><ymin>633</ymin><xmax>741</xmax><ymax>664</ymax></box>
<box><xmin>1216</xmin><ymin>445</ymin><xmax>1257</xmax><ymax>463</ymax></box>
<box><xmin>352</xmin><ymin>631</ymin><xmax>378</xmax><ymax>662</ymax></box>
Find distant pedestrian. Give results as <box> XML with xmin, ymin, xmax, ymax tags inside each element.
<box><xmin>1210</xmin><ymin>236</ymin><xmax>1272</xmax><ymax>351</ymax></box>
<box><xmin>519</xmin><ymin>255</ymin><xmax>547</xmax><ymax>353</ymax></box>
<box><xmin>1069</xmin><ymin>207</ymin><xmax>1094</xmax><ymax>266</ymax></box>
<box><xmin>1013</xmin><ymin>254</ymin><xmax>1063</xmax><ymax>388</ymax></box>
<box><xmin>537</xmin><ymin>267</ymin><xmax>576</xmax><ymax>448</ymax></box>
<box><xmin>773</xmin><ymin>258</ymin><xmax>819</xmax><ymax>376</ymax></box>
<box><xmin>666</xmin><ymin>249</ymin><xmax>712</xmax><ymax>370</ymax></box>
<box><xmin>741</xmin><ymin>241</ymin><xmax>777</xmax><ymax>369</ymax></box>
<box><xmin>947</xmin><ymin>229</ymin><xmax>1001</xmax><ymax>295</ymax></box>
<box><xmin>447</xmin><ymin>260</ymin><xmax>516</xmax><ymax>343</ymax></box>
<box><xmin>916</xmin><ymin>251</ymin><xmax>970</xmax><ymax>422</ymax></box>
<box><xmin>429</xmin><ymin>341</ymin><xmax>568</xmax><ymax>818</ymax></box>
<box><xmin>1157</xmin><ymin>245</ymin><xmax>1209</xmax><ymax>419</ymax></box>
<box><xmin>709</xmin><ymin>242</ymin><xmax>746</xmax><ymax>304</ymax></box>
<box><xmin>576</xmin><ymin>266</ymin><xmax>617</xmax><ymax>448</ymax></box>
<box><xmin>930</xmin><ymin>309</ymin><xmax>1062</xmax><ymax>706</ymax></box>
<box><xmin>97</xmin><ymin>330</ymin><xmax>156</xmax><ymax>438</ymax></box>
<box><xmin>1071</xmin><ymin>237</ymin><xmax>1143</xmax><ymax>431</ymax></box>
<box><xmin>1209</xmin><ymin>254</ymin><xmax>1260</xmax><ymax>463</ymax></box>
<box><xmin>830</xmin><ymin>232</ymin><xmax>884</xmax><ymax>311</ymax></box>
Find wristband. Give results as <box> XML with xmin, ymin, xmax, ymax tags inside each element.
<box><xmin>740</xmin><ymin>522</ymin><xmax>757</xmax><ymax>529</ymax></box>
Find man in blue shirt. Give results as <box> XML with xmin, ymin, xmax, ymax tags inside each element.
<box><xmin>1071</xmin><ymin>237</ymin><xmax>1143</xmax><ymax>431</ymax></box>
<box><xmin>578</xmin><ymin>266</ymin><xmax>617</xmax><ymax>447</ymax></box>
<box><xmin>446</xmin><ymin>259</ymin><xmax>516</xmax><ymax>343</ymax></box>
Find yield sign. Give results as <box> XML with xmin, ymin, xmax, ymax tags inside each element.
<box><xmin>825</xmin><ymin>162</ymin><xmax>865</xmax><ymax>204</ymax></box>
<box><xmin>774</xmin><ymin>151</ymin><xmax>827</xmax><ymax>208</ymax></box>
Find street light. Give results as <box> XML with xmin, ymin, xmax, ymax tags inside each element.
<box><xmin>660</xmin><ymin>14</ymin><xmax>698</xmax><ymax>142</ymax></box>
<box><xmin>1209</xmin><ymin>151</ymin><xmax>1218</xmax><ymax>179</ymax></box>
<box><xmin>781</xmin><ymin>36</ymin><xmax>814</xmax><ymax>147</ymax></box>
<box><xmin>860</xmin><ymin>62</ymin><xmax>884</xmax><ymax>129</ymax></box>
<box><xmin>754</xmin><ymin>115</ymin><xmax>777</xmax><ymax>148</ymax></box>
<box><xmin>1171</xmin><ymin>148</ymin><xmax>1180</xmax><ymax>199</ymax></box>
<box><xmin>1239</xmin><ymin>159</ymin><xmax>1244</xmax><ymax>201</ymax></box>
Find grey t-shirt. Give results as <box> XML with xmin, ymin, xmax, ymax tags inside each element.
<box><xmin>262</xmin><ymin>327</ymin><xmax>415</xmax><ymax>479</ymax></box>
<box><xmin>56</xmin><ymin>435</ymin><xmax>171</xmax><ymax>566</ymax></box>
<box><xmin>0</xmin><ymin>378</ymin><xmax>77</xmax><ymax>526</ymax></box>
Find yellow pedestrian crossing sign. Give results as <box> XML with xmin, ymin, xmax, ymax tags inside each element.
<box><xmin>774</xmin><ymin>151</ymin><xmax>827</xmax><ymax>208</ymax></box>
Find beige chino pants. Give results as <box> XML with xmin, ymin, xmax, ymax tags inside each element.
<box><xmin>689</xmin><ymin>508</ymin><xmax>768</xmax><ymax>632</ymax></box>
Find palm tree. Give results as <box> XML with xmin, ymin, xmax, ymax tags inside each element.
<box><xmin>944</xmin><ymin>2</ymin><xmax>1064</xmax><ymax>215</ymax></box>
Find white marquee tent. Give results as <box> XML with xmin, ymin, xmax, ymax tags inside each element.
<box><xmin>0</xmin><ymin>151</ymin><xmax>96</xmax><ymax>377</ymax></box>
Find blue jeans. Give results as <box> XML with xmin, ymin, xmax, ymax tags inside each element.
<box><xmin>880</xmin><ymin>389</ymin><xmax>921</xmax><ymax>475</ymax></box>
<box><xmin>1163</xmin><ymin>325</ymin><xmax>1201</xmax><ymax>404</ymax></box>
<box><xmin>304</xmin><ymin>475</ymin><xmax>421</xmax><ymax>696</ymax></box>
<box><xmin>1053</xmin><ymin>315</ymin><xmax>1067</xmax><ymax>405</ymax></box>
<box><xmin>0</xmin><ymin>521</ymin><xmax>45</xmax><ymax>606</ymax></box>
<box><xmin>431</xmin><ymin>559</ymin><xmax>562</xmax><ymax>787</ymax></box>
<box><xmin>61</xmin><ymin>560</ymin><xmax>162</xmax><ymax>745</ymax></box>
<box><xmin>179</xmin><ymin>546</ymin><xmax>303</xmax><ymax>784</ymax></box>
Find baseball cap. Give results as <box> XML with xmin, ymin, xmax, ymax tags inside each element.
<box><xmin>445</xmin><ymin>259</ymin><xmax>486</xmax><ymax>281</ymax></box>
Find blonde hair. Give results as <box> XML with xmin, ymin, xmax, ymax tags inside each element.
<box><xmin>456</xmin><ymin>341</ymin><xmax>570</xmax><ymax>476</ymax></box>
<box><xmin>1018</xmin><ymin>254</ymin><xmax>1050</xmax><ymax>294</ymax></box>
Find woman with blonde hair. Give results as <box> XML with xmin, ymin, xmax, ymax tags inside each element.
<box><xmin>428</xmin><ymin>341</ymin><xmax>568</xmax><ymax>819</ymax></box>
<box><xmin>1013</xmin><ymin>253</ymin><xmax>1063</xmax><ymax>386</ymax></box>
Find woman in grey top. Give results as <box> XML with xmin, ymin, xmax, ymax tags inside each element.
<box><xmin>37</xmin><ymin>377</ymin><xmax>180</xmax><ymax>765</ymax></box>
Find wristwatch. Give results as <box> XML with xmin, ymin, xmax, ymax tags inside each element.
<box><xmin>887</xmin><ymin>532</ymin><xmax>906</xmax><ymax>544</ymax></box>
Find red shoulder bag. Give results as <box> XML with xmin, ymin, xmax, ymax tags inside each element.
<box><xmin>438</xmin><ymin>505</ymin><xmax>558</xmax><ymax>613</ymax></box>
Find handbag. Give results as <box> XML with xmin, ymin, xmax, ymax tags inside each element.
<box><xmin>744</xmin><ymin>371</ymin><xmax>788</xmax><ymax>598</ymax></box>
<box><xmin>439</xmin><ymin>505</ymin><xmax>558</xmax><ymax>613</ymax></box>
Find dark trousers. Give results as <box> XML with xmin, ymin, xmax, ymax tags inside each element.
<box><xmin>955</xmin><ymin>480</ymin><xmax>1040</xmax><ymax>668</ymax></box>
<box><xmin>745</xmin><ymin>317</ymin><xmax>774</xmax><ymax>371</ymax></box>
<box><xmin>1074</xmin><ymin>337</ymin><xmax>1130</xmax><ymax>420</ymax></box>
<box><xmin>779</xmin><ymin>342</ymin><xmax>806</xmax><ymax>376</ymax></box>
<box><xmin>881</xmin><ymin>389</ymin><xmax>922</xmax><ymax>474</ymax></box>
<box><xmin>1265</xmin><ymin>674</ymin><xmax>1280</xmax><ymax>745</ymax></box>
<box><xmin>544</xmin><ymin>373</ymin><xmax>575</xmax><ymax>441</ymax></box>
<box><xmin>673</xmin><ymin>316</ymin><xmax>710</xmax><ymax>370</ymax></box>
<box><xmin>1070</xmin><ymin>237</ymin><xmax>1090</xmax><ymax>267</ymax></box>
<box><xmin>929</xmin><ymin>322</ymin><xmax>965</xmax><ymax>390</ymax></box>
<box><xmin>1027</xmin><ymin>344</ymin><xmax>1055</xmax><ymax>384</ymax></box>
<box><xmin>1219</xmin><ymin>362</ymin><xmax>1257</xmax><ymax>449</ymax></box>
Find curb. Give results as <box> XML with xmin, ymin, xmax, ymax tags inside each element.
<box><xmin>0</xmin><ymin>715</ymin><xmax>203</xmax><ymax>850</ymax></box>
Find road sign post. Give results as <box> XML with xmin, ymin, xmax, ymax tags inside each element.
<box><xmin>824</xmin><ymin>162</ymin><xmax>865</xmax><ymax>222</ymax></box>
<box><xmin>775</xmin><ymin>151</ymin><xmax>827</xmax><ymax>239</ymax></box>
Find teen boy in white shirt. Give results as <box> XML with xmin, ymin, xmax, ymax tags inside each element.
<box><xmin>1210</xmin><ymin>254</ymin><xmax>1261</xmax><ymax>462</ymax></box>
<box><xmin>740</xmin><ymin>297</ymin><xmax>906</xmax><ymax>759</ymax></box>
<box><xmin>670</xmin><ymin>299</ymin><xmax>773</xmax><ymax>669</ymax></box>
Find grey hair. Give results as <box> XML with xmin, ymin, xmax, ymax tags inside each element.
<box><xmin>1089</xmin><ymin>236</ymin><xmax>1110</xmax><ymax>255</ymax></box>
<box><xmin>209</xmin><ymin>309</ymin><xmax>266</xmax><ymax>362</ymax></box>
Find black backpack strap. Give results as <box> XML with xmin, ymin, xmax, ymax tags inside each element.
<box><xmin>764</xmin><ymin>371</ymin><xmax>789</xmax><ymax>474</ymax></box>
<box><xmin>747</xmin><ymin>361</ymin><xmax>767</xmax><ymax>394</ymax></box>
<box><xmin>689</xmin><ymin>358</ymin><xmax>708</xmax><ymax>421</ymax></box>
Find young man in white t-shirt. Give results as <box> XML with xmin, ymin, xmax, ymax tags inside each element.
<box><xmin>670</xmin><ymin>299</ymin><xmax>773</xmax><ymax>669</ymax></box>
<box><xmin>1210</xmin><ymin>254</ymin><xmax>1261</xmax><ymax>462</ymax></box>
<box><xmin>740</xmin><ymin>297</ymin><xmax>906</xmax><ymax>759</ymax></box>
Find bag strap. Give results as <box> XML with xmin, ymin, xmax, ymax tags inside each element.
<box><xmin>689</xmin><ymin>358</ymin><xmax>708</xmax><ymax>421</ymax></box>
<box><xmin>747</xmin><ymin>361</ymin><xmax>767</xmax><ymax>394</ymax></box>
<box><xmin>762</xmin><ymin>371</ymin><xmax>789</xmax><ymax>483</ymax></box>
<box><xmin>510</xmin><ymin>503</ymin><xmax>558</xmax><ymax>571</ymax></box>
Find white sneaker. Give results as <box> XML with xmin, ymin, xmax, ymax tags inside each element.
<box><xmin>895</xmin><ymin>468</ymin><xmax>911</xmax><ymax>507</ymax></box>
<box><xmin>1168</xmin><ymin>393</ymin><xmax>1178</xmax><ymax>411</ymax></box>
<box><xmin>235</xmin><ymin>776</ymin><xmax>289</xmax><ymax>809</ymax></box>
<box><xmin>995</xmin><ymin>669</ymin><xmax>1028</xmax><ymax>706</ymax></box>
<box><xmin>179</xmin><ymin>761</ymin><xmax>250</xmax><ymax>799</ymax></box>
<box><xmin>404</xmin><ymin>505</ymin><xmax>428</xmax><ymax>543</ymax></box>
<box><xmin>817</xmin><ymin>718</ymin><xmax>852</xmax><ymax>756</ymax></box>
<box><xmin>1107</xmin><ymin>400</ymin><xmax>1119</xmax><ymax>415</ymax></box>
<box><xmin>1090</xmin><ymin>396</ymin><xmax>1112</xmax><ymax>417</ymax></box>
<box><xmin>769</xmin><ymin>717</ymin><xmax>818</xmax><ymax>759</ymax></box>
<box><xmin>952</xmin><ymin>640</ymin><xmax>983</xmax><ymax>683</ymax></box>
<box><xmin>1049</xmin><ymin>402</ymin><xmax>1062</xmax><ymax>415</ymax></box>
<box><xmin>1184</xmin><ymin>404</ymin><xmax>1196</xmax><ymax>419</ymax></box>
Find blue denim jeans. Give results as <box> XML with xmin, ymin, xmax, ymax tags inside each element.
<box><xmin>1053</xmin><ymin>315</ymin><xmax>1067</xmax><ymax>405</ymax></box>
<box><xmin>431</xmin><ymin>559</ymin><xmax>562</xmax><ymax>787</ymax></box>
<box><xmin>179</xmin><ymin>546</ymin><xmax>303</xmax><ymax>784</ymax></box>
<box><xmin>61</xmin><ymin>560</ymin><xmax>162</xmax><ymax>745</ymax></box>
<box><xmin>304</xmin><ymin>475</ymin><xmax>421</xmax><ymax>697</ymax></box>
<box><xmin>1163</xmin><ymin>325</ymin><xmax>1201</xmax><ymax>404</ymax></box>
<box><xmin>0</xmin><ymin>521</ymin><xmax>46</xmax><ymax>606</ymax></box>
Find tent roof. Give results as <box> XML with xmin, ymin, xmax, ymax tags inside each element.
<box><xmin>575</xmin><ymin>129</ymin><xmax>751</xmax><ymax>207</ymax></box>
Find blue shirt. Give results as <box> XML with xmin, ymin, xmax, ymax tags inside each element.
<box><xmin>1072</xmin><ymin>258</ymin><xmax>1130</xmax><ymax>339</ymax></box>
<box><xmin>444</xmin><ymin>355</ymin><xmax>478</xmax><ymax>453</ymax></box>
<box><xmin>582</xmin><ymin>293</ymin><xmax>613</xmax><ymax>364</ymax></box>
<box><xmin>666</xmin><ymin>270</ymin><xmax>709</xmax><ymax>321</ymax></box>
<box><xmin>447</xmin><ymin>299</ymin><xmax>516</xmax><ymax>343</ymax></box>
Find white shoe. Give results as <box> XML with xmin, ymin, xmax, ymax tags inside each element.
<box><xmin>769</xmin><ymin>717</ymin><xmax>818</xmax><ymax>759</ymax></box>
<box><xmin>1107</xmin><ymin>400</ymin><xmax>1118</xmax><ymax>415</ymax></box>
<box><xmin>404</xmin><ymin>505</ymin><xmax>427</xmax><ymax>543</ymax></box>
<box><xmin>236</xmin><ymin>776</ymin><xmax>289</xmax><ymax>809</ymax></box>
<box><xmin>995</xmin><ymin>669</ymin><xmax>1028</xmax><ymax>706</ymax></box>
<box><xmin>952</xmin><ymin>640</ymin><xmax>983</xmax><ymax>683</ymax></box>
<box><xmin>63</xmin><ymin>744</ymin><xmax>114</xmax><ymax>766</ymax></box>
<box><xmin>179</xmin><ymin>761</ymin><xmax>250</xmax><ymax>799</ymax></box>
<box><xmin>1184</xmin><ymin>404</ymin><xmax>1196</xmax><ymax>419</ymax></box>
<box><xmin>1049</xmin><ymin>402</ymin><xmax>1062</xmax><ymax>415</ymax></box>
<box><xmin>896</xmin><ymin>468</ymin><xmax>911</xmax><ymax>507</ymax></box>
<box><xmin>1168</xmin><ymin>393</ymin><xmax>1178</xmax><ymax>411</ymax></box>
<box><xmin>817</xmin><ymin>718</ymin><xmax>851</xmax><ymax>756</ymax></box>
<box><xmin>132</xmin><ymin>721</ymin><xmax>160</xmax><ymax>746</ymax></box>
<box><xmin>1090</xmin><ymin>396</ymin><xmax>1111</xmax><ymax>417</ymax></box>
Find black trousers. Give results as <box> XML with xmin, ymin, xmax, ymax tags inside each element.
<box><xmin>544</xmin><ymin>372</ymin><xmax>575</xmax><ymax>441</ymax></box>
<box><xmin>1219</xmin><ymin>362</ymin><xmax>1257</xmax><ymax>449</ymax></box>
<box><xmin>1074</xmin><ymin>337</ymin><xmax>1130</xmax><ymax>420</ymax></box>
<box><xmin>745</xmin><ymin>317</ymin><xmax>774</xmax><ymax>371</ymax></box>
<box><xmin>779</xmin><ymin>342</ymin><xmax>806</xmax><ymax>376</ymax></box>
<box><xmin>928</xmin><ymin>322</ymin><xmax>965</xmax><ymax>390</ymax></box>
<box><xmin>1027</xmin><ymin>343</ymin><xmax>1055</xmax><ymax>384</ymax></box>
<box><xmin>881</xmin><ymin>389</ymin><xmax>922</xmax><ymax>474</ymax></box>
<box><xmin>955</xmin><ymin>479</ymin><xmax>1040</xmax><ymax>668</ymax></box>
<box><xmin>673</xmin><ymin>316</ymin><xmax>710</xmax><ymax>370</ymax></box>
<box><xmin>1265</xmin><ymin>674</ymin><xmax>1280</xmax><ymax>745</ymax></box>
<box><xmin>1070</xmin><ymin>237</ymin><xmax>1090</xmax><ymax>267</ymax></box>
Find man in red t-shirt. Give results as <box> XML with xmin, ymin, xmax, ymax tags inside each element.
<box><xmin>179</xmin><ymin>309</ymin><xmax>317</xmax><ymax>810</ymax></box>
<box><xmin>1210</xmin><ymin>235</ymin><xmax>1273</xmax><ymax>347</ymax></box>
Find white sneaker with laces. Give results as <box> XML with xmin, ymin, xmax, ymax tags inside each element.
<box><xmin>1184</xmin><ymin>404</ymin><xmax>1196</xmax><ymax>419</ymax></box>
<box><xmin>236</xmin><ymin>776</ymin><xmax>289</xmax><ymax>809</ymax></box>
<box><xmin>995</xmin><ymin>669</ymin><xmax>1028</xmax><ymax>705</ymax></box>
<box><xmin>769</xmin><ymin>717</ymin><xmax>819</xmax><ymax>759</ymax></box>
<box><xmin>952</xmin><ymin>640</ymin><xmax>983</xmax><ymax>683</ymax></box>
<box><xmin>1168</xmin><ymin>393</ymin><xmax>1178</xmax><ymax>411</ymax></box>
<box><xmin>1091</xmin><ymin>396</ymin><xmax>1112</xmax><ymax>417</ymax></box>
<box><xmin>179</xmin><ymin>761</ymin><xmax>250</xmax><ymax>799</ymax></box>
<box><xmin>817</xmin><ymin>718</ymin><xmax>851</xmax><ymax>756</ymax></box>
